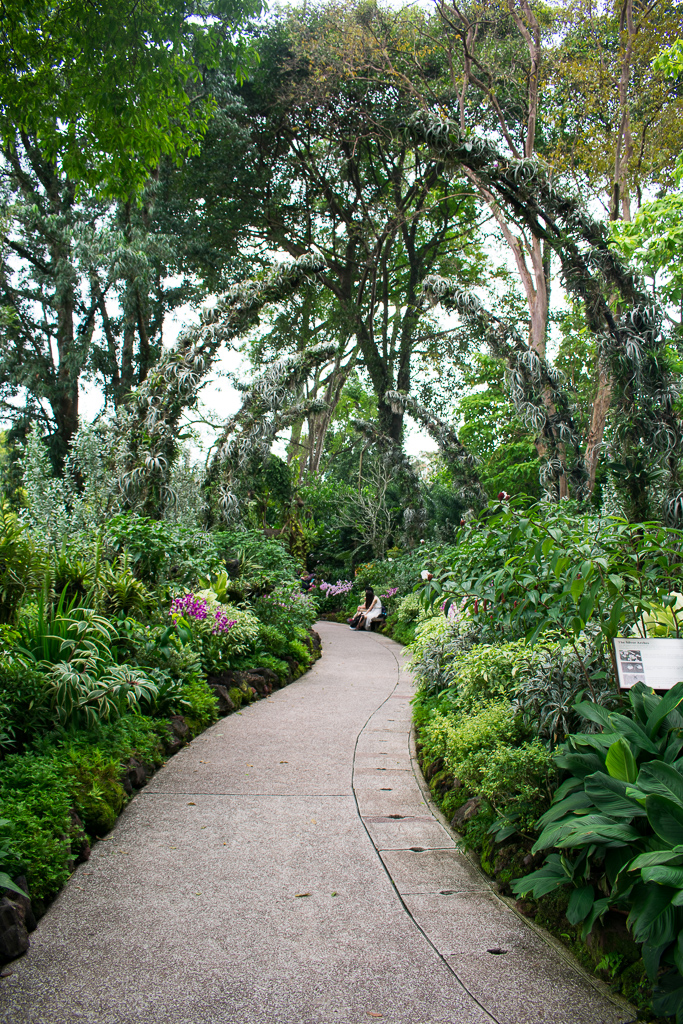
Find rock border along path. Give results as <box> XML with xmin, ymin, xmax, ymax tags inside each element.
<box><xmin>1</xmin><ymin>623</ymin><xmax>635</xmax><ymax>1024</ymax></box>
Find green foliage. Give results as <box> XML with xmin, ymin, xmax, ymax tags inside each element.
<box><xmin>254</xmin><ymin>654</ymin><xmax>290</xmax><ymax>682</ymax></box>
<box><xmin>178</xmin><ymin>675</ymin><xmax>218</xmax><ymax>733</ymax></box>
<box><xmin>420</xmin><ymin>701</ymin><xmax>525</xmax><ymax>790</ymax></box>
<box><xmin>257</xmin><ymin>622</ymin><xmax>289</xmax><ymax>656</ymax></box>
<box><xmin>479</xmin><ymin>740</ymin><xmax>557</xmax><ymax>835</ymax></box>
<box><xmin>0</xmin><ymin>751</ymin><xmax>76</xmax><ymax>902</ymax></box>
<box><xmin>0</xmin><ymin>0</ymin><xmax>262</xmax><ymax>197</ymax></box>
<box><xmin>65</xmin><ymin>748</ymin><xmax>125</xmax><ymax>835</ymax></box>
<box><xmin>456</xmin><ymin>354</ymin><xmax>541</xmax><ymax>499</ymax></box>
<box><xmin>18</xmin><ymin>589</ymin><xmax>118</xmax><ymax>665</ymax></box>
<box><xmin>251</xmin><ymin>583</ymin><xmax>318</xmax><ymax>635</ymax></box>
<box><xmin>134</xmin><ymin>624</ymin><xmax>203</xmax><ymax>682</ymax></box>
<box><xmin>47</xmin><ymin>663</ymin><xmax>157</xmax><ymax>728</ymax></box>
<box><xmin>287</xmin><ymin>639</ymin><xmax>310</xmax><ymax>666</ymax></box>
<box><xmin>0</xmin><ymin>508</ymin><xmax>43</xmax><ymax>623</ymax></box>
<box><xmin>512</xmin><ymin>682</ymin><xmax>683</xmax><ymax>1022</ymax></box>
<box><xmin>214</xmin><ymin>530</ymin><xmax>302</xmax><ymax>587</ymax></box>
<box><xmin>105</xmin><ymin>514</ymin><xmax>225</xmax><ymax>585</ymax></box>
<box><xmin>174</xmin><ymin>601</ymin><xmax>261</xmax><ymax>675</ymax></box>
<box><xmin>611</xmin><ymin>190</ymin><xmax>683</xmax><ymax>309</ymax></box>
<box><xmin>439</xmin><ymin>640</ymin><xmax>531</xmax><ymax>715</ymax></box>
<box><xmin>420</xmin><ymin>498</ymin><xmax>683</xmax><ymax>678</ymax></box>
<box><xmin>95</xmin><ymin>553</ymin><xmax>155</xmax><ymax>617</ymax></box>
<box><xmin>390</xmin><ymin>592</ymin><xmax>425</xmax><ymax>645</ymax></box>
<box><xmin>0</xmin><ymin>661</ymin><xmax>51</xmax><ymax>750</ymax></box>
<box><xmin>512</xmin><ymin>638</ymin><xmax>617</xmax><ymax>745</ymax></box>
<box><xmin>409</xmin><ymin>615</ymin><xmax>449</xmax><ymax>661</ymax></box>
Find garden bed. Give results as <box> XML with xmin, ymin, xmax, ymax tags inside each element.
<box><xmin>0</xmin><ymin>628</ymin><xmax>321</xmax><ymax>962</ymax></box>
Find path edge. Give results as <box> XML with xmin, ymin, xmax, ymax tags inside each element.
<box><xmin>408</xmin><ymin>723</ymin><xmax>639</xmax><ymax>1023</ymax></box>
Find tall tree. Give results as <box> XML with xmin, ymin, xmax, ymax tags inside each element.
<box><xmin>0</xmin><ymin>0</ymin><xmax>260</xmax><ymax>466</ymax></box>
<box><xmin>548</xmin><ymin>0</ymin><xmax>683</xmax><ymax>223</ymax></box>
<box><xmin>0</xmin><ymin>0</ymin><xmax>261</xmax><ymax>197</ymax></box>
<box><xmin>185</xmin><ymin>2</ymin><xmax>487</xmax><ymax>445</ymax></box>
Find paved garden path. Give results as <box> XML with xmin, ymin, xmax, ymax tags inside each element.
<box><xmin>1</xmin><ymin>623</ymin><xmax>635</xmax><ymax>1024</ymax></box>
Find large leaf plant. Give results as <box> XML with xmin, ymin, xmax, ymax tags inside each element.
<box><xmin>513</xmin><ymin>681</ymin><xmax>683</xmax><ymax>1022</ymax></box>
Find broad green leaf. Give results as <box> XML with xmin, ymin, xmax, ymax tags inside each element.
<box><xmin>0</xmin><ymin>872</ymin><xmax>26</xmax><ymax>897</ymax></box>
<box><xmin>642</xmin><ymin>940</ymin><xmax>670</xmax><ymax>982</ymax></box>
<box><xmin>574</xmin><ymin>701</ymin><xmax>611</xmax><ymax>729</ymax></box>
<box><xmin>566</xmin><ymin>884</ymin><xmax>594</xmax><ymax>925</ymax></box>
<box><xmin>573</xmin><ymin>732</ymin><xmax>619</xmax><ymax>753</ymax></box>
<box><xmin>642</xmin><ymin>865</ymin><xmax>683</xmax><ymax>887</ymax></box>
<box><xmin>542</xmin><ymin>814</ymin><xmax>641</xmax><ymax>849</ymax></box>
<box><xmin>637</xmin><ymin>761</ymin><xmax>683</xmax><ymax>805</ymax></box>
<box><xmin>646</xmin><ymin>680</ymin><xmax>683</xmax><ymax>738</ymax></box>
<box><xmin>652</xmin><ymin>967</ymin><xmax>683</xmax><ymax>1018</ymax></box>
<box><xmin>628</xmin><ymin>884</ymin><xmax>677</xmax><ymax>943</ymax></box>
<box><xmin>607</xmin><ymin>713</ymin><xmax>659</xmax><ymax>755</ymax></box>
<box><xmin>584</xmin><ymin>772</ymin><xmax>646</xmax><ymax>818</ymax></box>
<box><xmin>553</xmin><ymin>751</ymin><xmax>605</xmax><ymax>778</ymax></box>
<box><xmin>647</xmin><ymin>794</ymin><xmax>683</xmax><ymax>846</ymax></box>
<box><xmin>536</xmin><ymin>792</ymin><xmax>594</xmax><ymax>829</ymax></box>
<box><xmin>511</xmin><ymin>855</ymin><xmax>568</xmax><ymax>898</ymax></box>
<box><xmin>605</xmin><ymin>738</ymin><xmax>638</xmax><ymax>783</ymax></box>
<box><xmin>558</xmin><ymin>822</ymin><xmax>641</xmax><ymax>848</ymax></box>
<box><xmin>552</xmin><ymin>776</ymin><xmax>585</xmax><ymax>801</ymax></box>
<box><xmin>580</xmin><ymin>896</ymin><xmax>611</xmax><ymax>940</ymax></box>
<box><xmin>533</xmin><ymin>820</ymin><xmax>587</xmax><ymax>853</ymax></box>
<box><xmin>579</xmin><ymin>594</ymin><xmax>594</xmax><ymax>623</ymax></box>
<box><xmin>630</xmin><ymin>850</ymin><xmax>683</xmax><ymax>871</ymax></box>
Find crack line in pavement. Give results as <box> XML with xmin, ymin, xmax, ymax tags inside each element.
<box><xmin>351</xmin><ymin>633</ymin><xmax>501</xmax><ymax>1024</ymax></box>
<box><xmin>137</xmin><ymin>792</ymin><xmax>351</xmax><ymax>798</ymax></box>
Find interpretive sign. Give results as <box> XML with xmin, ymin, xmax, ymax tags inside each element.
<box><xmin>614</xmin><ymin>638</ymin><xmax>683</xmax><ymax>691</ymax></box>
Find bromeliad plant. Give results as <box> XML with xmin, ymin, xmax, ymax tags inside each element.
<box><xmin>512</xmin><ymin>682</ymin><xmax>683</xmax><ymax>1022</ymax></box>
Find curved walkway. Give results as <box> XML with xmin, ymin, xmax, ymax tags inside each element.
<box><xmin>1</xmin><ymin>623</ymin><xmax>634</xmax><ymax>1024</ymax></box>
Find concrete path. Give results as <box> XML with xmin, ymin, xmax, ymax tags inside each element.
<box><xmin>1</xmin><ymin>623</ymin><xmax>634</xmax><ymax>1024</ymax></box>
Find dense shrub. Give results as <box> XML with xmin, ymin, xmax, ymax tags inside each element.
<box><xmin>105</xmin><ymin>513</ymin><xmax>225</xmax><ymax>585</ymax></box>
<box><xmin>420</xmin><ymin>700</ymin><xmax>525</xmax><ymax>786</ymax></box>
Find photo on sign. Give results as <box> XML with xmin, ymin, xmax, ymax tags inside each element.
<box><xmin>618</xmin><ymin>649</ymin><xmax>646</xmax><ymax>685</ymax></box>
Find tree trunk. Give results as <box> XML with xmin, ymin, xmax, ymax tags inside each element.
<box><xmin>585</xmin><ymin>366</ymin><xmax>612</xmax><ymax>490</ymax></box>
<box><xmin>53</xmin><ymin>286</ymin><xmax>79</xmax><ymax>472</ymax></box>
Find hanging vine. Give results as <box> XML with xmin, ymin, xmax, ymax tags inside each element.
<box><xmin>111</xmin><ymin>255</ymin><xmax>326</xmax><ymax>516</ymax></box>
<box><xmin>205</xmin><ymin>341</ymin><xmax>339</xmax><ymax>522</ymax></box>
<box><xmin>407</xmin><ymin>113</ymin><xmax>683</xmax><ymax>518</ymax></box>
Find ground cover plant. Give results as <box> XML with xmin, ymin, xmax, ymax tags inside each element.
<box><xmin>0</xmin><ymin>511</ymin><xmax>321</xmax><ymax>929</ymax></box>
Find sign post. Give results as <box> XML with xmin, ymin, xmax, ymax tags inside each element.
<box><xmin>613</xmin><ymin>638</ymin><xmax>683</xmax><ymax>691</ymax></box>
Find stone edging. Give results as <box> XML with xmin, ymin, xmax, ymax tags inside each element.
<box><xmin>408</xmin><ymin>724</ymin><xmax>639</xmax><ymax>1023</ymax></box>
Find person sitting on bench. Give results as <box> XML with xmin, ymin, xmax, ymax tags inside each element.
<box><xmin>349</xmin><ymin>588</ymin><xmax>382</xmax><ymax>631</ymax></box>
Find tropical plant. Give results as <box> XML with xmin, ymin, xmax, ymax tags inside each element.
<box><xmin>512</xmin><ymin>682</ymin><xmax>683</xmax><ymax>1022</ymax></box>
<box><xmin>18</xmin><ymin>589</ymin><xmax>119</xmax><ymax>666</ymax></box>
<box><xmin>0</xmin><ymin>507</ymin><xmax>43</xmax><ymax>622</ymax></box>
<box><xmin>420</xmin><ymin>499</ymin><xmax>683</xmax><ymax>688</ymax></box>
<box><xmin>0</xmin><ymin>818</ymin><xmax>28</xmax><ymax>895</ymax></box>
<box><xmin>47</xmin><ymin>662</ymin><xmax>157</xmax><ymax>728</ymax></box>
<box><xmin>168</xmin><ymin>593</ymin><xmax>260</xmax><ymax>674</ymax></box>
<box><xmin>512</xmin><ymin>639</ymin><xmax>617</xmax><ymax>745</ymax></box>
<box><xmin>95</xmin><ymin>552</ymin><xmax>155</xmax><ymax>617</ymax></box>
